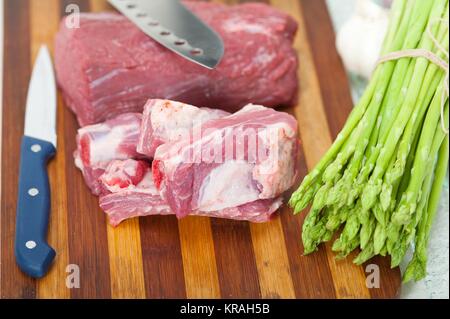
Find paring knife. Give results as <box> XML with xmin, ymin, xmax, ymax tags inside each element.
<box><xmin>15</xmin><ymin>46</ymin><xmax>57</xmax><ymax>278</ymax></box>
<box><xmin>108</xmin><ymin>0</ymin><xmax>224</xmax><ymax>69</ymax></box>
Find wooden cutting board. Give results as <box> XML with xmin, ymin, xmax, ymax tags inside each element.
<box><xmin>1</xmin><ymin>0</ymin><xmax>401</xmax><ymax>299</ymax></box>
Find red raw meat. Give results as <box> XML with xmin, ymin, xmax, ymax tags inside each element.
<box><xmin>100</xmin><ymin>159</ymin><xmax>148</xmax><ymax>191</ymax></box>
<box><xmin>74</xmin><ymin>101</ymin><xmax>298</xmax><ymax>226</ymax></box>
<box><xmin>137</xmin><ymin>99</ymin><xmax>229</xmax><ymax>158</ymax></box>
<box><xmin>153</xmin><ymin>104</ymin><xmax>299</xmax><ymax>218</ymax></box>
<box><xmin>74</xmin><ymin>113</ymin><xmax>143</xmax><ymax>194</ymax></box>
<box><xmin>99</xmin><ymin>160</ymin><xmax>174</xmax><ymax>226</ymax></box>
<box><xmin>55</xmin><ymin>1</ymin><xmax>298</xmax><ymax>126</ymax></box>
<box><xmin>99</xmin><ymin>159</ymin><xmax>282</xmax><ymax>226</ymax></box>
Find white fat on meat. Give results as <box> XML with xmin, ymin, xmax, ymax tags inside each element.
<box><xmin>223</xmin><ymin>18</ymin><xmax>270</xmax><ymax>35</ymax></box>
<box><xmin>100</xmin><ymin>159</ymin><xmax>156</xmax><ymax>194</ymax></box>
<box><xmin>138</xmin><ymin>99</ymin><xmax>229</xmax><ymax>157</ymax></box>
<box><xmin>151</xmin><ymin>100</ymin><xmax>227</xmax><ymax>144</ymax></box>
<box><xmin>195</xmin><ymin>160</ymin><xmax>260</xmax><ymax>212</ymax></box>
<box><xmin>253</xmin><ymin>121</ymin><xmax>297</xmax><ymax>199</ymax></box>
<box><xmin>80</xmin><ymin>122</ymin><xmax>137</xmax><ymax>164</ymax></box>
<box><xmin>74</xmin><ymin>113</ymin><xmax>142</xmax><ymax>195</ymax></box>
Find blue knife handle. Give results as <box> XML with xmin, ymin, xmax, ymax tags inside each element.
<box><xmin>15</xmin><ymin>136</ymin><xmax>56</xmax><ymax>278</ymax></box>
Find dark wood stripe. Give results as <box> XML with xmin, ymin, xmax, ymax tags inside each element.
<box><xmin>363</xmin><ymin>256</ymin><xmax>401</xmax><ymax>298</ymax></box>
<box><xmin>300</xmin><ymin>0</ymin><xmax>353</xmax><ymax>139</ymax></box>
<box><xmin>139</xmin><ymin>216</ymin><xmax>186</xmax><ymax>298</ymax></box>
<box><xmin>211</xmin><ymin>219</ymin><xmax>261</xmax><ymax>298</ymax></box>
<box><xmin>0</xmin><ymin>0</ymin><xmax>36</xmax><ymax>299</ymax></box>
<box><xmin>63</xmin><ymin>113</ymin><xmax>112</xmax><ymax>299</ymax></box>
<box><xmin>60</xmin><ymin>0</ymin><xmax>112</xmax><ymax>299</ymax></box>
<box><xmin>278</xmin><ymin>128</ymin><xmax>337</xmax><ymax>298</ymax></box>
<box><xmin>61</xmin><ymin>0</ymin><xmax>91</xmax><ymax>14</ymax></box>
<box><xmin>301</xmin><ymin>0</ymin><xmax>401</xmax><ymax>298</ymax></box>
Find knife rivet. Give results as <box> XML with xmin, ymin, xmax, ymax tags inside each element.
<box><xmin>190</xmin><ymin>48</ymin><xmax>204</xmax><ymax>56</ymax></box>
<box><xmin>31</xmin><ymin>144</ymin><xmax>42</xmax><ymax>153</ymax></box>
<box><xmin>28</xmin><ymin>188</ymin><xmax>39</xmax><ymax>197</ymax></box>
<box><xmin>25</xmin><ymin>241</ymin><xmax>37</xmax><ymax>250</ymax></box>
<box><xmin>174</xmin><ymin>39</ymin><xmax>186</xmax><ymax>46</ymax></box>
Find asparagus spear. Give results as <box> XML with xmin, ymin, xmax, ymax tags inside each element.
<box><xmin>381</xmin><ymin>11</ymin><xmax>449</xmax><ymax>209</ymax></box>
<box><xmin>392</xmin><ymin>84</ymin><xmax>449</xmax><ymax>225</ymax></box>
<box><xmin>361</xmin><ymin>0</ymin><xmax>447</xmax><ymax>211</ymax></box>
<box><xmin>289</xmin><ymin>0</ymin><xmax>449</xmax><ymax>281</ymax></box>
<box><xmin>289</xmin><ymin>0</ymin><xmax>417</xmax><ymax>207</ymax></box>
<box><xmin>404</xmin><ymin>136</ymin><xmax>449</xmax><ymax>282</ymax></box>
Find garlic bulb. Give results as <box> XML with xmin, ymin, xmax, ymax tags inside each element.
<box><xmin>336</xmin><ymin>0</ymin><xmax>390</xmax><ymax>79</ymax></box>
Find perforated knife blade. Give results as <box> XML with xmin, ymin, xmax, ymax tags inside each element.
<box><xmin>108</xmin><ymin>0</ymin><xmax>224</xmax><ymax>69</ymax></box>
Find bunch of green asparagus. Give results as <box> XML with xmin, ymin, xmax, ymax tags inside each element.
<box><xmin>289</xmin><ymin>0</ymin><xmax>449</xmax><ymax>282</ymax></box>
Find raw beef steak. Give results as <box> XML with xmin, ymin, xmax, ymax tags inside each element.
<box><xmin>55</xmin><ymin>1</ymin><xmax>298</xmax><ymax>126</ymax></box>
<box><xmin>153</xmin><ymin>104</ymin><xmax>299</xmax><ymax>218</ymax></box>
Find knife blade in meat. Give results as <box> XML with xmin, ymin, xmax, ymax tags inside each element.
<box><xmin>108</xmin><ymin>0</ymin><xmax>225</xmax><ymax>69</ymax></box>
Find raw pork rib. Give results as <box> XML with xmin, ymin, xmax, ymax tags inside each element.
<box><xmin>99</xmin><ymin>160</ymin><xmax>282</xmax><ymax>226</ymax></box>
<box><xmin>74</xmin><ymin>101</ymin><xmax>298</xmax><ymax>226</ymax></box>
<box><xmin>74</xmin><ymin>113</ymin><xmax>142</xmax><ymax>194</ymax></box>
<box><xmin>99</xmin><ymin>160</ymin><xmax>173</xmax><ymax>226</ymax></box>
<box><xmin>55</xmin><ymin>1</ymin><xmax>298</xmax><ymax>125</ymax></box>
<box><xmin>137</xmin><ymin>99</ymin><xmax>229</xmax><ymax>158</ymax></box>
<box><xmin>153</xmin><ymin>104</ymin><xmax>299</xmax><ymax>218</ymax></box>
<box><xmin>75</xmin><ymin>100</ymin><xmax>226</xmax><ymax>194</ymax></box>
<box><xmin>99</xmin><ymin>159</ymin><xmax>149</xmax><ymax>192</ymax></box>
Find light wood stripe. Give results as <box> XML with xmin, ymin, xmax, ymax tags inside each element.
<box><xmin>179</xmin><ymin>217</ymin><xmax>221</xmax><ymax>299</ymax></box>
<box><xmin>106</xmin><ymin>221</ymin><xmax>146</xmax><ymax>299</ymax></box>
<box><xmin>250</xmin><ymin>218</ymin><xmax>296</xmax><ymax>298</ymax></box>
<box><xmin>269</xmin><ymin>0</ymin><xmax>331</xmax><ymax>170</ymax></box>
<box><xmin>90</xmin><ymin>0</ymin><xmax>112</xmax><ymax>12</ymax></box>
<box><xmin>325</xmin><ymin>248</ymin><xmax>371</xmax><ymax>298</ymax></box>
<box><xmin>300</xmin><ymin>0</ymin><xmax>355</xmax><ymax>137</ymax></box>
<box><xmin>271</xmin><ymin>0</ymin><xmax>371</xmax><ymax>298</ymax></box>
